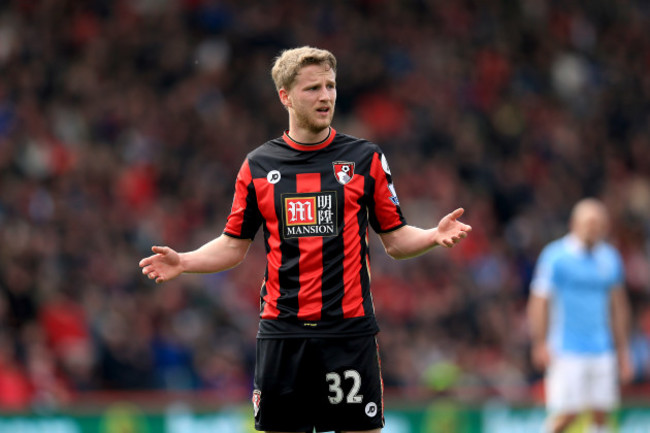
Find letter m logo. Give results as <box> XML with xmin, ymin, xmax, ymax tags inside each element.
<box><xmin>285</xmin><ymin>197</ymin><xmax>316</xmax><ymax>225</ymax></box>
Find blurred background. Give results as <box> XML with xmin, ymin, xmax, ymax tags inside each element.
<box><xmin>0</xmin><ymin>0</ymin><xmax>649</xmax><ymax>431</ymax></box>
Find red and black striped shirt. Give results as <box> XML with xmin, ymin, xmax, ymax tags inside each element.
<box><xmin>224</xmin><ymin>128</ymin><xmax>406</xmax><ymax>338</ymax></box>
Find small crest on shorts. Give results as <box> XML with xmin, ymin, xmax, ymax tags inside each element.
<box><xmin>252</xmin><ymin>389</ymin><xmax>261</xmax><ymax>417</ymax></box>
<box><xmin>333</xmin><ymin>161</ymin><xmax>355</xmax><ymax>185</ymax></box>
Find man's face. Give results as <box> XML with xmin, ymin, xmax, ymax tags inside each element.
<box><xmin>282</xmin><ymin>63</ymin><xmax>336</xmax><ymax>134</ymax></box>
<box><xmin>571</xmin><ymin>202</ymin><xmax>609</xmax><ymax>246</ymax></box>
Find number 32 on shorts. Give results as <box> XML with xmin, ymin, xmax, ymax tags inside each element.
<box><xmin>326</xmin><ymin>370</ymin><xmax>362</xmax><ymax>404</ymax></box>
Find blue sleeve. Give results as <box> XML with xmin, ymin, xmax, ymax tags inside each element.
<box><xmin>531</xmin><ymin>244</ymin><xmax>557</xmax><ymax>296</ymax></box>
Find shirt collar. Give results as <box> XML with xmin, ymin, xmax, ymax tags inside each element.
<box><xmin>282</xmin><ymin>127</ymin><xmax>336</xmax><ymax>151</ymax></box>
<box><xmin>565</xmin><ymin>233</ymin><xmax>602</xmax><ymax>255</ymax></box>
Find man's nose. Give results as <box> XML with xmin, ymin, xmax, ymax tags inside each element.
<box><xmin>319</xmin><ymin>87</ymin><xmax>332</xmax><ymax>100</ymax></box>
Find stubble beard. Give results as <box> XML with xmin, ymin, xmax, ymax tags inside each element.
<box><xmin>295</xmin><ymin>107</ymin><xmax>335</xmax><ymax>136</ymax></box>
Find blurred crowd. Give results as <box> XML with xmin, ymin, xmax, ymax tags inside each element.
<box><xmin>0</xmin><ymin>0</ymin><xmax>649</xmax><ymax>412</ymax></box>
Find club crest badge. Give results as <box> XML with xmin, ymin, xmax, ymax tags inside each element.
<box><xmin>332</xmin><ymin>161</ymin><xmax>355</xmax><ymax>185</ymax></box>
<box><xmin>252</xmin><ymin>390</ymin><xmax>261</xmax><ymax>417</ymax></box>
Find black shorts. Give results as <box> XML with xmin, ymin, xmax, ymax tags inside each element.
<box><xmin>252</xmin><ymin>335</ymin><xmax>385</xmax><ymax>432</ymax></box>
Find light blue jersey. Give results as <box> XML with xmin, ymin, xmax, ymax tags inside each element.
<box><xmin>531</xmin><ymin>234</ymin><xmax>624</xmax><ymax>355</ymax></box>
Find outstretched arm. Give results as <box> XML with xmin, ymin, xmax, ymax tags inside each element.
<box><xmin>139</xmin><ymin>234</ymin><xmax>252</xmax><ymax>284</ymax></box>
<box><xmin>379</xmin><ymin>208</ymin><xmax>472</xmax><ymax>260</ymax></box>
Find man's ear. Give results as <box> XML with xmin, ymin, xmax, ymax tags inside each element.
<box><xmin>279</xmin><ymin>88</ymin><xmax>291</xmax><ymax>108</ymax></box>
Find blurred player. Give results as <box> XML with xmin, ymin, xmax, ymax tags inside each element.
<box><xmin>528</xmin><ymin>198</ymin><xmax>633</xmax><ymax>433</ymax></box>
<box><xmin>139</xmin><ymin>46</ymin><xmax>471</xmax><ymax>433</ymax></box>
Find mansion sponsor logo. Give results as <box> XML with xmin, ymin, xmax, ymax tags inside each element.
<box><xmin>282</xmin><ymin>191</ymin><xmax>338</xmax><ymax>238</ymax></box>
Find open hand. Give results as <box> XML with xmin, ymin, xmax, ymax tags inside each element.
<box><xmin>139</xmin><ymin>246</ymin><xmax>183</xmax><ymax>283</ymax></box>
<box><xmin>435</xmin><ymin>208</ymin><xmax>472</xmax><ymax>248</ymax></box>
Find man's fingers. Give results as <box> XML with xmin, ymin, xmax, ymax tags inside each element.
<box><xmin>146</xmin><ymin>269</ymin><xmax>164</xmax><ymax>282</ymax></box>
<box><xmin>440</xmin><ymin>229</ymin><xmax>469</xmax><ymax>248</ymax></box>
<box><xmin>140</xmin><ymin>246</ymin><xmax>170</xmax><ymax>268</ymax></box>
<box><xmin>142</xmin><ymin>263</ymin><xmax>166</xmax><ymax>281</ymax></box>
<box><xmin>139</xmin><ymin>256</ymin><xmax>156</xmax><ymax>267</ymax></box>
<box><xmin>142</xmin><ymin>265</ymin><xmax>157</xmax><ymax>278</ymax></box>
<box><xmin>151</xmin><ymin>245</ymin><xmax>168</xmax><ymax>255</ymax></box>
<box><xmin>449</xmin><ymin>208</ymin><xmax>464</xmax><ymax>220</ymax></box>
<box><xmin>442</xmin><ymin>208</ymin><xmax>471</xmax><ymax>232</ymax></box>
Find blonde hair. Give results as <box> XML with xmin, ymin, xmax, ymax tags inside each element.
<box><xmin>271</xmin><ymin>46</ymin><xmax>337</xmax><ymax>91</ymax></box>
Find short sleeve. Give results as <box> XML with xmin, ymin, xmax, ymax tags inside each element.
<box><xmin>223</xmin><ymin>159</ymin><xmax>263</xmax><ymax>240</ymax></box>
<box><xmin>368</xmin><ymin>151</ymin><xmax>406</xmax><ymax>233</ymax></box>
<box><xmin>530</xmin><ymin>246</ymin><xmax>556</xmax><ymax>298</ymax></box>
